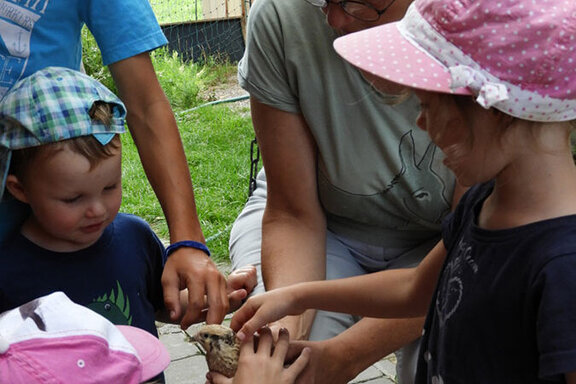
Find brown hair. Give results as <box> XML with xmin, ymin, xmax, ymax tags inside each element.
<box><xmin>452</xmin><ymin>95</ymin><xmax>576</xmax><ymax>162</ymax></box>
<box><xmin>9</xmin><ymin>102</ymin><xmax>121</xmax><ymax>181</ymax></box>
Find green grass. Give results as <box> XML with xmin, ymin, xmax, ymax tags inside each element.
<box><xmin>121</xmin><ymin>105</ymin><xmax>254</xmax><ymax>262</ymax></box>
<box><xmin>82</xmin><ymin>28</ymin><xmax>254</xmax><ymax>263</ymax></box>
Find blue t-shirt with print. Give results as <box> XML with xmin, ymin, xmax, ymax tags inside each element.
<box><xmin>0</xmin><ymin>213</ymin><xmax>166</xmax><ymax>337</ymax></box>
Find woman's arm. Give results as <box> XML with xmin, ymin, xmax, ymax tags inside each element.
<box><xmin>251</xmin><ymin>98</ymin><xmax>328</xmax><ymax>340</ymax></box>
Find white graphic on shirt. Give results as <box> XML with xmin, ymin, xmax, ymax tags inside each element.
<box><xmin>0</xmin><ymin>0</ymin><xmax>48</xmax><ymax>97</ymax></box>
<box><xmin>435</xmin><ymin>239</ymin><xmax>477</xmax><ymax>327</ymax></box>
<box><xmin>426</xmin><ymin>239</ymin><xmax>479</xmax><ymax>379</ymax></box>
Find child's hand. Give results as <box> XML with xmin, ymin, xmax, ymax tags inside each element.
<box><xmin>227</xmin><ymin>266</ymin><xmax>257</xmax><ymax>313</ymax></box>
<box><xmin>230</xmin><ymin>286</ymin><xmax>304</xmax><ymax>341</ymax></box>
<box><xmin>207</xmin><ymin>328</ymin><xmax>310</xmax><ymax>384</ymax></box>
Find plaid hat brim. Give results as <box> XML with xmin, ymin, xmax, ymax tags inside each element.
<box><xmin>0</xmin><ymin>67</ymin><xmax>126</xmax><ymax>201</ymax></box>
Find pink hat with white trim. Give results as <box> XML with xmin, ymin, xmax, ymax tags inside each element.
<box><xmin>333</xmin><ymin>0</ymin><xmax>576</xmax><ymax>122</ymax></box>
<box><xmin>0</xmin><ymin>292</ymin><xmax>170</xmax><ymax>384</ymax></box>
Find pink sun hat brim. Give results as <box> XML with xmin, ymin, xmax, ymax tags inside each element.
<box><xmin>117</xmin><ymin>325</ymin><xmax>171</xmax><ymax>382</ymax></box>
<box><xmin>333</xmin><ymin>20</ymin><xmax>471</xmax><ymax>96</ymax></box>
<box><xmin>334</xmin><ymin>0</ymin><xmax>576</xmax><ymax>122</ymax></box>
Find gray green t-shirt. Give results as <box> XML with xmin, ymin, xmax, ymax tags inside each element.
<box><xmin>238</xmin><ymin>0</ymin><xmax>455</xmax><ymax>247</ymax></box>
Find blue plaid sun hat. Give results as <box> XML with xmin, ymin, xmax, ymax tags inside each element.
<box><xmin>0</xmin><ymin>66</ymin><xmax>126</xmax><ymax>200</ymax></box>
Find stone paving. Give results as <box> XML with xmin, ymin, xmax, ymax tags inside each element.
<box><xmin>157</xmin><ymin>321</ymin><xmax>397</xmax><ymax>384</ymax></box>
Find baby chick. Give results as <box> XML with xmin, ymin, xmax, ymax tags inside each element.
<box><xmin>193</xmin><ymin>324</ymin><xmax>240</xmax><ymax>378</ymax></box>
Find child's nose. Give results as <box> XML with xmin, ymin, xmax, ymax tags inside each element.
<box><xmin>86</xmin><ymin>200</ymin><xmax>106</xmax><ymax>217</ymax></box>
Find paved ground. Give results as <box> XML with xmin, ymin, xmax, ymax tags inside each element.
<box><xmin>157</xmin><ymin>320</ymin><xmax>398</xmax><ymax>384</ymax></box>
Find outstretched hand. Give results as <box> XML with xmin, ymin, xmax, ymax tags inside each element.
<box><xmin>208</xmin><ymin>328</ymin><xmax>310</xmax><ymax>384</ymax></box>
<box><xmin>230</xmin><ymin>286</ymin><xmax>304</xmax><ymax>341</ymax></box>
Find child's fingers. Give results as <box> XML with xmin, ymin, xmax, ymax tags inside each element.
<box><xmin>206</xmin><ymin>371</ymin><xmax>233</xmax><ymax>384</ymax></box>
<box><xmin>272</xmin><ymin>327</ymin><xmax>290</xmax><ymax>359</ymax></box>
<box><xmin>227</xmin><ymin>288</ymin><xmax>248</xmax><ymax>312</ymax></box>
<box><xmin>228</xmin><ymin>291</ymin><xmax>248</xmax><ymax>313</ymax></box>
<box><xmin>255</xmin><ymin>326</ymin><xmax>274</xmax><ymax>354</ymax></box>
<box><xmin>239</xmin><ymin>333</ymin><xmax>256</xmax><ymax>356</ymax></box>
<box><xmin>230</xmin><ymin>301</ymin><xmax>264</xmax><ymax>339</ymax></box>
<box><xmin>231</xmin><ymin>292</ymin><xmax>294</xmax><ymax>341</ymax></box>
<box><xmin>227</xmin><ymin>265</ymin><xmax>257</xmax><ymax>292</ymax></box>
<box><xmin>228</xmin><ymin>289</ymin><xmax>248</xmax><ymax>301</ymax></box>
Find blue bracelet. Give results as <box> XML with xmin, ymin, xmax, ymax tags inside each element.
<box><xmin>165</xmin><ymin>240</ymin><xmax>211</xmax><ymax>257</ymax></box>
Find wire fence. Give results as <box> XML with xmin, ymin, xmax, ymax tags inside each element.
<box><xmin>150</xmin><ymin>0</ymin><xmax>252</xmax><ymax>62</ymax></box>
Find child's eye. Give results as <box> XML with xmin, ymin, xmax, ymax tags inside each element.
<box><xmin>62</xmin><ymin>196</ymin><xmax>80</xmax><ymax>203</ymax></box>
<box><xmin>104</xmin><ymin>184</ymin><xmax>118</xmax><ymax>191</ymax></box>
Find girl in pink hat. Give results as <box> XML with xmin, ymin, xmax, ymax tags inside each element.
<box><xmin>221</xmin><ymin>0</ymin><xmax>576</xmax><ymax>382</ymax></box>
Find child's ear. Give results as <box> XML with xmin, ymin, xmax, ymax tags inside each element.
<box><xmin>5</xmin><ymin>175</ymin><xmax>29</xmax><ymax>203</ymax></box>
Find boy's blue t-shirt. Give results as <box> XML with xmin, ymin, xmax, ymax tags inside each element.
<box><xmin>0</xmin><ymin>199</ymin><xmax>28</xmax><ymax>240</ymax></box>
<box><xmin>0</xmin><ymin>213</ymin><xmax>166</xmax><ymax>337</ymax></box>
<box><xmin>0</xmin><ymin>0</ymin><xmax>167</xmax><ymax>98</ymax></box>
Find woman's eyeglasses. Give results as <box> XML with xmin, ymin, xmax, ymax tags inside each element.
<box><xmin>304</xmin><ymin>0</ymin><xmax>398</xmax><ymax>22</ymax></box>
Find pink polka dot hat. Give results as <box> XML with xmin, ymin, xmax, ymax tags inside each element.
<box><xmin>333</xmin><ymin>0</ymin><xmax>576</xmax><ymax>122</ymax></box>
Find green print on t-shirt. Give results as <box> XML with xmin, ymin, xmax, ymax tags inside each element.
<box><xmin>87</xmin><ymin>281</ymin><xmax>133</xmax><ymax>325</ymax></box>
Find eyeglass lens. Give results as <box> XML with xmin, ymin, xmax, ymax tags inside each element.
<box><xmin>304</xmin><ymin>0</ymin><xmax>389</xmax><ymax>22</ymax></box>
